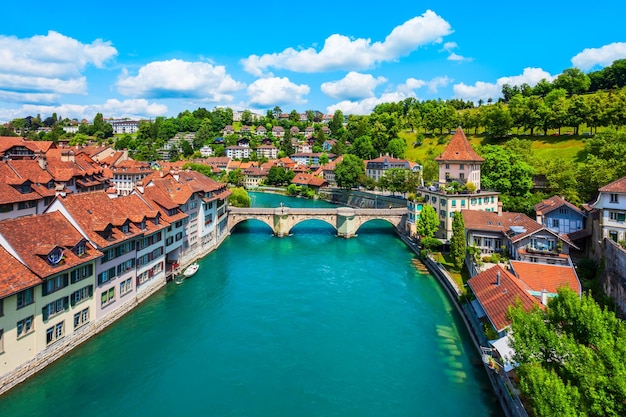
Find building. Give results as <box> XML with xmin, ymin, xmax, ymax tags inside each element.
<box><xmin>256</xmin><ymin>144</ymin><xmax>278</xmax><ymax>160</ymax></box>
<box><xmin>243</xmin><ymin>167</ymin><xmax>268</xmax><ymax>189</ymax></box>
<box><xmin>225</xmin><ymin>146</ymin><xmax>251</xmax><ymax>160</ymax></box>
<box><xmin>110</xmin><ymin>160</ymin><xmax>153</xmax><ymax>196</ymax></box>
<box><xmin>365</xmin><ymin>154</ymin><xmax>416</xmax><ymax>182</ymax></box>
<box><xmin>0</xmin><ymin>211</ymin><xmax>103</xmax><ymax>376</ymax></box>
<box><xmin>534</xmin><ymin>195</ymin><xmax>586</xmax><ymax>236</ymax></box>
<box><xmin>109</xmin><ymin>120</ymin><xmax>139</xmax><ymax>135</ymax></box>
<box><xmin>407</xmin><ymin>127</ymin><xmax>499</xmax><ymax>240</ymax></box>
<box><xmin>586</xmin><ymin>175</ymin><xmax>626</xmax><ymax>244</ymax></box>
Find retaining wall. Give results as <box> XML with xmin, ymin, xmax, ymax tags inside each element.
<box><xmin>601</xmin><ymin>238</ymin><xmax>626</xmax><ymax>316</ymax></box>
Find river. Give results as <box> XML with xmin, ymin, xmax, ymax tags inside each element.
<box><xmin>0</xmin><ymin>192</ymin><xmax>502</xmax><ymax>416</ymax></box>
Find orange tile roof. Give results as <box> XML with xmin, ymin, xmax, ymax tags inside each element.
<box><xmin>468</xmin><ymin>265</ymin><xmax>540</xmax><ymax>332</ymax></box>
<box><xmin>8</xmin><ymin>159</ymin><xmax>54</xmax><ymax>184</ymax></box>
<box><xmin>0</xmin><ymin>211</ymin><xmax>102</xmax><ymax>278</ymax></box>
<box><xmin>534</xmin><ymin>195</ymin><xmax>583</xmax><ymax>216</ymax></box>
<box><xmin>0</xmin><ymin>182</ymin><xmax>41</xmax><ymax>204</ymax></box>
<box><xmin>435</xmin><ymin>127</ymin><xmax>484</xmax><ymax>162</ymax></box>
<box><xmin>462</xmin><ymin>210</ymin><xmax>543</xmax><ymax>243</ymax></box>
<box><xmin>510</xmin><ymin>261</ymin><xmax>581</xmax><ymax>296</ymax></box>
<box><xmin>0</xmin><ymin>245</ymin><xmax>42</xmax><ymax>299</ymax></box>
<box><xmin>598</xmin><ymin>175</ymin><xmax>626</xmax><ymax>193</ymax></box>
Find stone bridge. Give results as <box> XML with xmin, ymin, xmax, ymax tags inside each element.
<box><xmin>228</xmin><ymin>206</ymin><xmax>407</xmax><ymax>238</ymax></box>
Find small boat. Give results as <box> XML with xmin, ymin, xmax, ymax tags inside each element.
<box><xmin>183</xmin><ymin>262</ymin><xmax>199</xmax><ymax>278</ymax></box>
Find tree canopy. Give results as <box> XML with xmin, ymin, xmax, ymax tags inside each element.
<box><xmin>509</xmin><ymin>288</ymin><xmax>626</xmax><ymax>417</ymax></box>
<box><xmin>417</xmin><ymin>204</ymin><xmax>439</xmax><ymax>238</ymax></box>
<box><xmin>335</xmin><ymin>154</ymin><xmax>364</xmax><ymax>189</ymax></box>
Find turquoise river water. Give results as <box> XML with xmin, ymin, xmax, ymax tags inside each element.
<box><xmin>0</xmin><ymin>192</ymin><xmax>502</xmax><ymax>416</ymax></box>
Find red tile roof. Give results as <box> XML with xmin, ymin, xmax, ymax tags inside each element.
<box><xmin>534</xmin><ymin>195</ymin><xmax>583</xmax><ymax>216</ymax></box>
<box><xmin>0</xmin><ymin>211</ymin><xmax>102</xmax><ymax>278</ymax></box>
<box><xmin>462</xmin><ymin>210</ymin><xmax>543</xmax><ymax>243</ymax></box>
<box><xmin>510</xmin><ymin>261</ymin><xmax>581</xmax><ymax>296</ymax></box>
<box><xmin>468</xmin><ymin>265</ymin><xmax>540</xmax><ymax>332</ymax></box>
<box><xmin>598</xmin><ymin>176</ymin><xmax>626</xmax><ymax>193</ymax></box>
<box><xmin>435</xmin><ymin>127</ymin><xmax>484</xmax><ymax>162</ymax></box>
<box><xmin>0</xmin><ymin>245</ymin><xmax>42</xmax><ymax>299</ymax></box>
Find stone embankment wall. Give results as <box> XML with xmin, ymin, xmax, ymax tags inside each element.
<box><xmin>318</xmin><ymin>189</ymin><xmax>407</xmax><ymax>209</ymax></box>
<box><xmin>601</xmin><ymin>238</ymin><xmax>626</xmax><ymax>316</ymax></box>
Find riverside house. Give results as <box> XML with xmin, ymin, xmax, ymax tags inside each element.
<box><xmin>0</xmin><ymin>211</ymin><xmax>102</xmax><ymax>377</ymax></box>
<box><xmin>45</xmin><ymin>191</ymin><xmax>167</xmax><ymax>320</ymax></box>
<box><xmin>407</xmin><ymin>127</ymin><xmax>499</xmax><ymax>241</ymax></box>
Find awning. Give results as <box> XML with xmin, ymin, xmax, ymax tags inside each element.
<box><xmin>489</xmin><ymin>335</ymin><xmax>519</xmax><ymax>372</ymax></box>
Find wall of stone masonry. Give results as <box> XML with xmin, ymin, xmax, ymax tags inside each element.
<box><xmin>601</xmin><ymin>238</ymin><xmax>626</xmax><ymax>317</ymax></box>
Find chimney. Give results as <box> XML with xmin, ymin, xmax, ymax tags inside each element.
<box><xmin>497</xmin><ymin>202</ymin><xmax>503</xmax><ymax>216</ymax></box>
<box><xmin>541</xmin><ymin>289</ymin><xmax>548</xmax><ymax>306</ymax></box>
<box><xmin>36</xmin><ymin>151</ymin><xmax>47</xmax><ymax>170</ymax></box>
<box><xmin>136</xmin><ymin>180</ymin><xmax>144</xmax><ymax>194</ymax></box>
<box><xmin>496</xmin><ymin>270</ymin><xmax>501</xmax><ymax>286</ymax></box>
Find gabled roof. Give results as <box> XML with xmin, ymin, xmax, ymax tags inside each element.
<box><xmin>534</xmin><ymin>195</ymin><xmax>584</xmax><ymax>216</ymax></box>
<box><xmin>291</xmin><ymin>173</ymin><xmax>328</xmax><ymax>187</ymax></box>
<box><xmin>509</xmin><ymin>261</ymin><xmax>581</xmax><ymax>296</ymax></box>
<box><xmin>0</xmin><ymin>211</ymin><xmax>102</xmax><ymax>278</ymax></box>
<box><xmin>598</xmin><ymin>175</ymin><xmax>626</xmax><ymax>193</ymax></box>
<box><xmin>434</xmin><ymin>127</ymin><xmax>484</xmax><ymax>162</ymax></box>
<box><xmin>467</xmin><ymin>265</ymin><xmax>540</xmax><ymax>332</ymax></box>
<box><xmin>462</xmin><ymin>210</ymin><xmax>543</xmax><ymax>242</ymax></box>
<box><xmin>0</xmin><ymin>245</ymin><xmax>42</xmax><ymax>299</ymax></box>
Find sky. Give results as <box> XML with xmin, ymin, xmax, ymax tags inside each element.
<box><xmin>1</xmin><ymin>1</ymin><xmax>625</xmax><ymax>123</ymax></box>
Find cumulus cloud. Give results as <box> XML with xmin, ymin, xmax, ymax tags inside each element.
<box><xmin>453</xmin><ymin>67</ymin><xmax>555</xmax><ymax>102</ymax></box>
<box><xmin>0</xmin><ymin>31</ymin><xmax>117</xmax><ymax>103</ymax></box>
<box><xmin>247</xmin><ymin>77</ymin><xmax>310</xmax><ymax>106</ymax></box>
<box><xmin>117</xmin><ymin>59</ymin><xmax>246</xmax><ymax>101</ymax></box>
<box><xmin>447</xmin><ymin>52</ymin><xmax>472</xmax><ymax>62</ymax></box>
<box><xmin>17</xmin><ymin>98</ymin><xmax>168</xmax><ymax>122</ymax></box>
<box><xmin>571</xmin><ymin>42</ymin><xmax>626</xmax><ymax>70</ymax></box>
<box><xmin>327</xmin><ymin>92</ymin><xmax>411</xmax><ymax>116</ymax></box>
<box><xmin>241</xmin><ymin>10</ymin><xmax>452</xmax><ymax>76</ymax></box>
<box><xmin>441</xmin><ymin>42</ymin><xmax>458</xmax><ymax>52</ymax></box>
<box><xmin>321</xmin><ymin>72</ymin><xmax>387</xmax><ymax>100</ymax></box>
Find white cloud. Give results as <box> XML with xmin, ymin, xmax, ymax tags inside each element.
<box><xmin>453</xmin><ymin>67</ymin><xmax>555</xmax><ymax>102</ymax></box>
<box><xmin>571</xmin><ymin>42</ymin><xmax>626</xmax><ymax>70</ymax></box>
<box><xmin>442</xmin><ymin>42</ymin><xmax>458</xmax><ymax>52</ymax></box>
<box><xmin>447</xmin><ymin>52</ymin><xmax>472</xmax><ymax>62</ymax></box>
<box><xmin>247</xmin><ymin>77</ymin><xmax>310</xmax><ymax>106</ymax></box>
<box><xmin>327</xmin><ymin>92</ymin><xmax>411</xmax><ymax>116</ymax></box>
<box><xmin>241</xmin><ymin>10</ymin><xmax>452</xmax><ymax>76</ymax></box>
<box><xmin>321</xmin><ymin>72</ymin><xmax>387</xmax><ymax>100</ymax></box>
<box><xmin>0</xmin><ymin>31</ymin><xmax>117</xmax><ymax>103</ymax></box>
<box><xmin>117</xmin><ymin>59</ymin><xmax>246</xmax><ymax>101</ymax></box>
<box><xmin>15</xmin><ymin>98</ymin><xmax>168</xmax><ymax>122</ymax></box>
<box><xmin>426</xmin><ymin>76</ymin><xmax>452</xmax><ymax>93</ymax></box>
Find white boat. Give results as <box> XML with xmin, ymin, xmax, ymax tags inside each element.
<box><xmin>183</xmin><ymin>262</ymin><xmax>199</xmax><ymax>278</ymax></box>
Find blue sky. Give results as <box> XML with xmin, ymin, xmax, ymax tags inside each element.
<box><xmin>1</xmin><ymin>1</ymin><xmax>625</xmax><ymax>123</ymax></box>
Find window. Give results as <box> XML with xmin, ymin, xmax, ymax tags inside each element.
<box><xmin>473</xmin><ymin>237</ymin><xmax>482</xmax><ymax>246</ymax></box>
<box><xmin>46</xmin><ymin>321</ymin><xmax>64</xmax><ymax>345</ymax></box>
<box><xmin>17</xmin><ymin>200</ymin><xmax>37</xmax><ymax>210</ymax></box>
<box><xmin>459</xmin><ymin>173</ymin><xmax>465</xmax><ymax>180</ymax></box>
<box><xmin>121</xmin><ymin>223</ymin><xmax>130</xmax><ymax>233</ymax></box>
<box><xmin>0</xmin><ymin>329</ymin><xmax>3</xmax><ymax>353</ymax></box>
<box><xmin>166</xmin><ymin>236</ymin><xmax>174</xmax><ymax>246</ymax></box>
<box><xmin>610</xmin><ymin>193</ymin><xmax>619</xmax><ymax>203</ymax></box>
<box><xmin>117</xmin><ymin>258</ymin><xmax>136</xmax><ymax>275</ymax></box>
<box><xmin>71</xmin><ymin>264</ymin><xmax>93</xmax><ymax>283</ymax></box>
<box><xmin>609</xmin><ymin>230</ymin><xmax>618</xmax><ymax>242</ymax></box>
<box><xmin>74</xmin><ymin>308</ymin><xmax>89</xmax><ymax>329</ymax></box>
<box><xmin>70</xmin><ymin>285</ymin><xmax>93</xmax><ymax>306</ymax></box>
<box><xmin>17</xmin><ymin>315</ymin><xmax>34</xmax><ymax>337</ymax></box>
<box><xmin>101</xmin><ymin>287</ymin><xmax>115</xmax><ymax>307</ymax></box>
<box><xmin>17</xmin><ymin>288</ymin><xmax>34</xmax><ymax>309</ymax></box>
<box><xmin>120</xmin><ymin>278</ymin><xmax>132</xmax><ymax>296</ymax></box>
<box><xmin>43</xmin><ymin>274</ymin><xmax>69</xmax><ymax>296</ymax></box>
<box><xmin>432</xmin><ymin>197</ymin><xmax>437</xmax><ymax>203</ymax></box>
<box><xmin>552</xmin><ymin>219</ymin><xmax>560</xmax><ymax>228</ymax></box>
<box><xmin>460</xmin><ymin>164</ymin><xmax>464</xmax><ymax>170</ymax></box>
<box><xmin>461</xmin><ymin>200</ymin><xmax>466</xmax><ymax>207</ymax></box>
<box><xmin>0</xmin><ymin>203</ymin><xmax>13</xmax><ymax>213</ymax></box>
<box><xmin>445</xmin><ymin>164</ymin><xmax>450</xmax><ymax>169</ymax></box>
<box><xmin>0</xmin><ymin>298</ymin><xmax>3</xmax><ymax>317</ymax></box>
<box><xmin>97</xmin><ymin>267</ymin><xmax>116</xmax><ymax>285</ymax></box>
<box><xmin>559</xmin><ymin>208</ymin><xmax>567</xmax><ymax>214</ymax></box>
<box><xmin>42</xmin><ymin>296</ymin><xmax>69</xmax><ymax>321</ymax></box>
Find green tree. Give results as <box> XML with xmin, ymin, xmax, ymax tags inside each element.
<box><xmin>350</xmin><ymin>135</ymin><xmax>377</xmax><ymax>160</ymax></box>
<box><xmin>450</xmin><ymin>212</ymin><xmax>466</xmax><ymax>269</ymax></box>
<box><xmin>335</xmin><ymin>154</ymin><xmax>364</xmax><ymax>189</ymax></box>
<box><xmin>329</xmin><ymin>110</ymin><xmax>344</xmax><ymax>135</ymax></box>
<box><xmin>229</xmin><ymin>187</ymin><xmax>251</xmax><ymax>207</ymax></box>
<box><xmin>228</xmin><ymin>168</ymin><xmax>244</xmax><ymax>187</ymax></box>
<box><xmin>553</xmin><ymin>68</ymin><xmax>591</xmax><ymax>96</ymax></box>
<box><xmin>481</xmin><ymin>103</ymin><xmax>512</xmax><ymax>137</ymax></box>
<box><xmin>510</xmin><ymin>288</ymin><xmax>626</xmax><ymax>417</ymax></box>
<box><xmin>417</xmin><ymin>204</ymin><xmax>438</xmax><ymax>238</ymax></box>
<box><xmin>386</xmin><ymin>137</ymin><xmax>406</xmax><ymax>159</ymax></box>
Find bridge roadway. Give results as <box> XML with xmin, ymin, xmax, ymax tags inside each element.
<box><xmin>228</xmin><ymin>206</ymin><xmax>407</xmax><ymax>238</ymax></box>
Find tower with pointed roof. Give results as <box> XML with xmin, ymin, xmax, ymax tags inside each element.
<box><xmin>435</xmin><ymin>127</ymin><xmax>484</xmax><ymax>190</ymax></box>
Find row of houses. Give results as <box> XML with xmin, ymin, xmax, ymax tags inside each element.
<box><xmin>0</xmin><ymin>136</ymin><xmax>231</xmax><ymax>389</ymax></box>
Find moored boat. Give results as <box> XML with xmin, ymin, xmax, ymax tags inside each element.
<box><xmin>183</xmin><ymin>262</ymin><xmax>199</xmax><ymax>278</ymax></box>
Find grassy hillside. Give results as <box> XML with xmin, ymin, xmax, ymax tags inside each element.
<box><xmin>399</xmin><ymin>130</ymin><xmax>588</xmax><ymax>166</ymax></box>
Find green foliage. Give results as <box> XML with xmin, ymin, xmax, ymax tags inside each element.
<box><xmin>450</xmin><ymin>212</ymin><xmax>466</xmax><ymax>269</ymax></box>
<box><xmin>510</xmin><ymin>288</ymin><xmax>626</xmax><ymax>417</ymax></box>
<box><xmin>420</xmin><ymin>236</ymin><xmax>442</xmax><ymax>251</ymax></box>
<box><xmin>182</xmin><ymin>162</ymin><xmax>215</xmax><ymax>178</ymax></box>
<box><xmin>335</xmin><ymin>154</ymin><xmax>364</xmax><ymax>189</ymax></box>
<box><xmin>227</xmin><ymin>169</ymin><xmax>244</xmax><ymax>187</ymax></box>
<box><xmin>287</xmin><ymin>183</ymin><xmax>299</xmax><ymax>196</ymax></box>
<box><xmin>479</xmin><ymin>144</ymin><xmax>534</xmax><ymax>200</ymax></box>
<box><xmin>416</xmin><ymin>204</ymin><xmax>439</xmax><ymax>238</ymax></box>
<box><xmin>228</xmin><ymin>187</ymin><xmax>251</xmax><ymax>207</ymax></box>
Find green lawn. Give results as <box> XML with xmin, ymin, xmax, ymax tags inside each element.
<box><xmin>431</xmin><ymin>252</ymin><xmax>470</xmax><ymax>293</ymax></box>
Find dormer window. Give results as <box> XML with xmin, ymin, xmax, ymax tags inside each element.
<box><xmin>73</xmin><ymin>240</ymin><xmax>86</xmax><ymax>257</ymax></box>
<box><xmin>47</xmin><ymin>247</ymin><xmax>64</xmax><ymax>265</ymax></box>
<box><xmin>140</xmin><ymin>219</ymin><xmax>146</xmax><ymax>230</ymax></box>
<box><xmin>154</xmin><ymin>214</ymin><xmax>160</xmax><ymax>225</ymax></box>
<box><xmin>121</xmin><ymin>222</ymin><xmax>130</xmax><ymax>234</ymax></box>
<box><xmin>19</xmin><ymin>182</ymin><xmax>32</xmax><ymax>194</ymax></box>
<box><xmin>102</xmin><ymin>225</ymin><xmax>113</xmax><ymax>240</ymax></box>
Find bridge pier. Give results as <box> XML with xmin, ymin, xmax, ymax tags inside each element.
<box><xmin>274</xmin><ymin>207</ymin><xmax>291</xmax><ymax>237</ymax></box>
<box><xmin>336</xmin><ymin>207</ymin><xmax>357</xmax><ymax>238</ymax></box>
